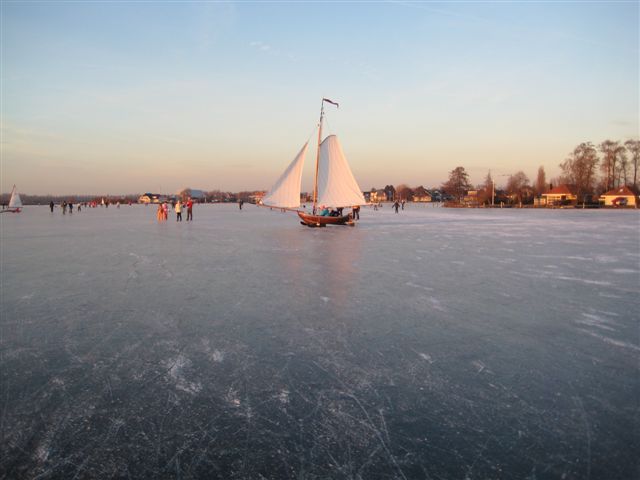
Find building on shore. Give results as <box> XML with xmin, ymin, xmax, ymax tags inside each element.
<box><xmin>138</xmin><ymin>193</ymin><xmax>166</xmax><ymax>204</ymax></box>
<box><xmin>540</xmin><ymin>185</ymin><xmax>577</xmax><ymax>206</ymax></box>
<box><xmin>412</xmin><ymin>186</ymin><xmax>432</xmax><ymax>202</ymax></box>
<box><xmin>370</xmin><ymin>189</ymin><xmax>388</xmax><ymax>203</ymax></box>
<box><xmin>599</xmin><ymin>186</ymin><xmax>638</xmax><ymax>207</ymax></box>
<box><xmin>176</xmin><ymin>188</ymin><xmax>206</xmax><ymax>202</ymax></box>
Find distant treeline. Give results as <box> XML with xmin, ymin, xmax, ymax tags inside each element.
<box><xmin>436</xmin><ymin>139</ymin><xmax>640</xmax><ymax>205</ymax></box>
<box><xmin>0</xmin><ymin>194</ymin><xmax>140</xmax><ymax>206</ymax></box>
<box><xmin>0</xmin><ymin>190</ymin><xmax>267</xmax><ymax>206</ymax></box>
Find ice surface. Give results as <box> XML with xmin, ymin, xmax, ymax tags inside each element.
<box><xmin>1</xmin><ymin>204</ymin><xmax>639</xmax><ymax>479</ymax></box>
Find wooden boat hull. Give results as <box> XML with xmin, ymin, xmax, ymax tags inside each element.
<box><xmin>297</xmin><ymin>211</ymin><xmax>354</xmax><ymax>227</ymax></box>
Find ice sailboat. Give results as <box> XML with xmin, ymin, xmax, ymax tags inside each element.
<box><xmin>3</xmin><ymin>185</ymin><xmax>23</xmax><ymax>213</ymax></box>
<box><xmin>262</xmin><ymin>99</ymin><xmax>365</xmax><ymax>227</ymax></box>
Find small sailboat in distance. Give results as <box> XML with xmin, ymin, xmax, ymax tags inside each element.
<box><xmin>2</xmin><ymin>185</ymin><xmax>23</xmax><ymax>213</ymax></box>
<box><xmin>262</xmin><ymin>98</ymin><xmax>365</xmax><ymax>227</ymax></box>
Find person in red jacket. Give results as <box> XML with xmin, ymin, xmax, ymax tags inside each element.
<box><xmin>186</xmin><ymin>199</ymin><xmax>193</xmax><ymax>221</ymax></box>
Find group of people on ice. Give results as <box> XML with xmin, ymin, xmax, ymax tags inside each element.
<box><xmin>48</xmin><ymin>199</ymin><xmax>127</xmax><ymax>213</ymax></box>
<box><xmin>157</xmin><ymin>199</ymin><xmax>193</xmax><ymax>222</ymax></box>
<box><xmin>315</xmin><ymin>205</ymin><xmax>361</xmax><ymax>220</ymax></box>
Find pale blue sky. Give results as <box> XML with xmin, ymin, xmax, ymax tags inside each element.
<box><xmin>1</xmin><ymin>1</ymin><xmax>638</xmax><ymax>194</ymax></box>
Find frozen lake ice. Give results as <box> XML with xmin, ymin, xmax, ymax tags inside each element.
<box><xmin>1</xmin><ymin>203</ymin><xmax>639</xmax><ymax>479</ymax></box>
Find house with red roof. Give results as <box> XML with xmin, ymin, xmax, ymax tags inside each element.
<box><xmin>599</xmin><ymin>186</ymin><xmax>638</xmax><ymax>207</ymax></box>
<box><xmin>540</xmin><ymin>185</ymin><xmax>577</xmax><ymax>206</ymax></box>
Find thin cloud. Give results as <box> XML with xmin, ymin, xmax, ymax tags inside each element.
<box><xmin>611</xmin><ymin>120</ymin><xmax>634</xmax><ymax>127</ymax></box>
<box><xmin>250</xmin><ymin>41</ymin><xmax>271</xmax><ymax>52</ymax></box>
<box><xmin>249</xmin><ymin>41</ymin><xmax>299</xmax><ymax>61</ymax></box>
<box><xmin>390</xmin><ymin>0</ymin><xmax>491</xmax><ymax>24</ymax></box>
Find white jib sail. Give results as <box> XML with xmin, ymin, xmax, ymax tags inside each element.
<box><xmin>9</xmin><ymin>185</ymin><xmax>22</xmax><ymax>208</ymax></box>
<box><xmin>316</xmin><ymin>135</ymin><xmax>365</xmax><ymax>208</ymax></box>
<box><xmin>262</xmin><ymin>142</ymin><xmax>308</xmax><ymax>208</ymax></box>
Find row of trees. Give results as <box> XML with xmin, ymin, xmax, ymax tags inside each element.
<box><xmin>441</xmin><ymin>139</ymin><xmax>639</xmax><ymax>205</ymax></box>
<box><xmin>560</xmin><ymin>140</ymin><xmax>639</xmax><ymax>202</ymax></box>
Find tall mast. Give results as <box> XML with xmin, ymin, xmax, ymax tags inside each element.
<box><xmin>312</xmin><ymin>100</ymin><xmax>324</xmax><ymax>213</ymax></box>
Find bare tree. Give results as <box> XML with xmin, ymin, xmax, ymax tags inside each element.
<box><xmin>535</xmin><ymin>166</ymin><xmax>546</xmax><ymax>197</ymax></box>
<box><xmin>550</xmin><ymin>176</ymin><xmax>566</xmax><ymax>190</ymax></box>
<box><xmin>618</xmin><ymin>151</ymin><xmax>629</xmax><ymax>187</ymax></box>
<box><xmin>483</xmin><ymin>171</ymin><xmax>493</xmax><ymax>205</ymax></box>
<box><xmin>442</xmin><ymin>167</ymin><xmax>472</xmax><ymax>203</ymax></box>
<box><xmin>396</xmin><ymin>184</ymin><xmax>413</xmax><ymax>201</ymax></box>
<box><xmin>561</xmin><ymin>142</ymin><xmax>599</xmax><ymax>202</ymax></box>
<box><xmin>179</xmin><ymin>188</ymin><xmax>192</xmax><ymax>202</ymax></box>
<box><xmin>599</xmin><ymin>140</ymin><xmax>626</xmax><ymax>190</ymax></box>
<box><xmin>624</xmin><ymin>139</ymin><xmax>640</xmax><ymax>188</ymax></box>
<box><xmin>506</xmin><ymin>171</ymin><xmax>530</xmax><ymax>204</ymax></box>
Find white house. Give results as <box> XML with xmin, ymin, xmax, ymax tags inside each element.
<box><xmin>599</xmin><ymin>186</ymin><xmax>638</xmax><ymax>207</ymax></box>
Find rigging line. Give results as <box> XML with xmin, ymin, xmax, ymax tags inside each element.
<box><xmin>323</xmin><ymin>115</ymin><xmax>332</xmax><ymax>138</ymax></box>
<box><xmin>305</xmin><ymin>123</ymin><xmax>318</xmax><ymax>146</ymax></box>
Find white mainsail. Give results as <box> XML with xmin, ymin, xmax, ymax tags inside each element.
<box><xmin>262</xmin><ymin>142</ymin><xmax>308</xmax><ymax>208</ymax></box>
<box><xmin>316</xmin><ymin>135</ymin><xmax>365</xmax><ymax>208</ymax></box>
<box><xmin>8</xmin><ymin>185</ymin><xmax>22</xmax><ymax>208</ymax></box>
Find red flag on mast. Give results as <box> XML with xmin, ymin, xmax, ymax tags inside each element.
<box><xmin>322</xmin><ymin>98</ymin><xmax>339</xmax><ymax>108</ymax></box>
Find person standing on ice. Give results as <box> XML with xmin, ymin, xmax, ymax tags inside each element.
<box><xmin>393</xmin><ymin>201</ymin><xmax>400</xmax><ymax>213</ymax></box>
<box><xmin>186</xmin><ymin>198</ymin><xmax>193</xmax><ymax>221</ymax></box>
<box><xmin>175</xmin><ymin>200</ymin><xmax>182</xmax><ymax>221</ymax></box>
<box><xmin>49</xmin><ymin>201</ymin><xmax>54</xmax><ymax>212</ymax></box>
